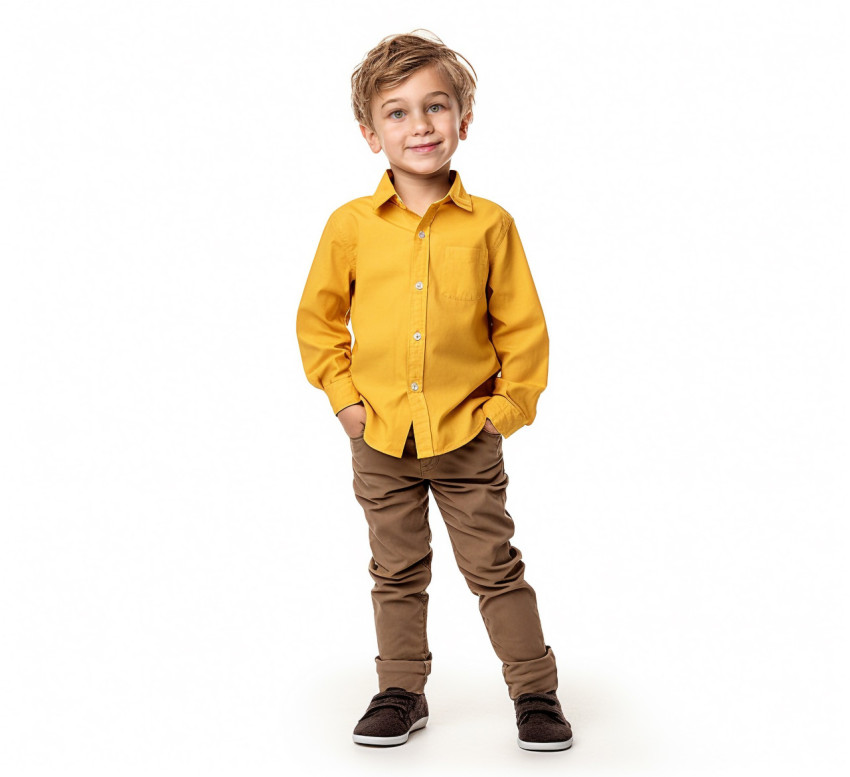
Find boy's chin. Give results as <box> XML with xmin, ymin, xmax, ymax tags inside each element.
<box><xmin>390</xmin><ymin>159</ymin><xmax>453</xmax><ymax>178</ymax></box>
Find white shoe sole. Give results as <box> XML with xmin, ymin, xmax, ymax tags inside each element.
<box><xmin>518</xmin><ymin>736</ymin><xmax>573</xmax><ymax>751</ymax></box>
<box><xmin>352</xmin><ymin>715</ymin><xmax>429</xmax><ymax>747</ymax></box>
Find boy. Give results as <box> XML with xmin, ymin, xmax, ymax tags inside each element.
<box><xmin>295</xmin><ymin>31</ymin><xmax>572</xmax><ymax>752</ymax></box>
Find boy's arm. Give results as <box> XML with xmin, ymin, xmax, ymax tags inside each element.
<box><xmin>295</xmin><ymin>213</ymin><xmax>362</xmax><ymax>415</ymax></box>
<box><xmin>481</xmin><ymin>214</ymin><xmax>549</xmax><ymax>438</ymax></box>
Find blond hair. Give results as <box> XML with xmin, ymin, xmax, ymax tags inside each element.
<box><xmin>351</xmin><ymin>30</ymin><xmax>477</xmax><ymax>131</ymax></box>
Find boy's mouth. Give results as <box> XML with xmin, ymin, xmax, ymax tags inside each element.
<box><xmin>409</xmin><ymin>142</ymin><xmax>441</xmax><ymax>153</ymax></box>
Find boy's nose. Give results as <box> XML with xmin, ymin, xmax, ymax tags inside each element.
<box><xmin>412</xmin><ymin>112</ymin><xmax>434</xmax><ymax>132</ymax></box>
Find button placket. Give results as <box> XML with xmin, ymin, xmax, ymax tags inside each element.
<box><xmin>408</xmin><ymin>204</ymin><xmax>441</xmax><ymax>457</ymax></box>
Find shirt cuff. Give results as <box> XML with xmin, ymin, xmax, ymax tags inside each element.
<box><xmin>325</xmin><ymin>376</ymin><xmax>362</xmax><ymax>416</ymax></box>
<box><xmin>481</xmin><ymin>395</ymin><xmax>526</xmax><ymax>438</ymax></box>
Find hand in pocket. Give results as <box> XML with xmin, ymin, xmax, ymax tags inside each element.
<box><xmin>338</xmin><ymin>401</ymin><xmax>366</xmax><ymax>438</ymax></box>
<box><xmin>483</xmin><ymin>417</ymin><xmax>501</xmax><ymax>435</ymax></box>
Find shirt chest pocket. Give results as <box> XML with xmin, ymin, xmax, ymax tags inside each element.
<box><xmin>436</xmin><ymin>246</ymin><xmax>488</xmax><ymax>301</ymax></box>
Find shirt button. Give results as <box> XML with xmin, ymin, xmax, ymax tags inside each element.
<box><xmin>415</xmin><ymin>281</ymin><xmax>423</xmax><ymax>290</ymax></box>
<box><xmin>418</xmin><ymin>231</ymin><xmax>426</xmax><ymax>239</ymax></box>
<box><xmin>411</xmin><ymin>382</ymin><xmax>419</xmax><ymax>391</ymax></box>
<box><xmin>413</xmin><ymin>332</ymin><xmax>421</xmax><ymax>340</ymax></box>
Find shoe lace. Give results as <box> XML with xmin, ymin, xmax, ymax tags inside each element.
<box><xmin>515</xmin><ymin>692</ymin><xmax>566</xmax><ymax>727</ymax></box>
<box><xmin>361</xmin><ymin>688</ymin><xmax>419</xmax><ymax>724</ymax></box>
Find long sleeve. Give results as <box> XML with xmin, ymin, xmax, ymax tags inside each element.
<box><xmin>295</xmin><ymin>212</ymin><xmax>362</xmax><ymax>415</ymax></box>
<box><xmin>480</xmin><ymin>214</ymin><xmax>549</xmax><ymax>438</ymax></box>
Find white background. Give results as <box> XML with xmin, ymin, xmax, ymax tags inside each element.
<box><xmin>1</xmin><ymin>1</ymin><xmax>848</xmax><ymax>775</ymax></box>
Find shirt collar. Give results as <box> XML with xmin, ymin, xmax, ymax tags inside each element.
<box><xmin>370</xmin><ymin>168</ymin><xmax>473</xmax><ymax>212</ymax></box>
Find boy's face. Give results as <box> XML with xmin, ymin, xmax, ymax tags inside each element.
<box><xmin>360</xmin><ymin>64</ymin><xmax>471</xmax><ymax>179</ymax></box>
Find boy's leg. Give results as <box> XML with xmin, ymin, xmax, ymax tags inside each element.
<box><xmin>350</xmin><ymin>427</ymin><xmax>433</xmax><ymax>693</ymax></box>
<box><xmin>428</xmin><ymin>428</ymin><xmax>559</xmax><ymax>699</ymax></box>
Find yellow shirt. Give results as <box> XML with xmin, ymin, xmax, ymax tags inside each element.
<box><xmin>295</xmin><ymin>169</ymin><xmax>549</xmax><ymax>459</ymax></box>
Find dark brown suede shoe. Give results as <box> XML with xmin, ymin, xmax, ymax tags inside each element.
<box><xmin>514</xmin><ymin>690</ymin><xmax>573</xmax><ymax>751</ymax></box>
<box><xmin>352</xmin><ymin>687</ymin><xmax>429</xmax><ymax>746</ymax></box>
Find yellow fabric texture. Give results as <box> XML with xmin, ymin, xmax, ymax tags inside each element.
<box><xmin>296</xmin><ymin>169</ymin><xmax>549</xmax><ymax>459</ymax></box>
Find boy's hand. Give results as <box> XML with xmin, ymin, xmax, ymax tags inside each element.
<box><xmin>338</xmin><ymin>401</ymin><xmax>366</xmax><ymax>438</ymax></box>
<box><xmin>483</xmin><ymin>418</ymin><xmax>501</xmax><ymax>435</ymax></box>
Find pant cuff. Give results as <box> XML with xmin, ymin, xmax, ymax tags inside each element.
<box><xmin>502</xmin><ymin>645</ymin><xmax>558</xmax><ymax>699</ymax></box>
<box><xmin>375</xmin><ymin>653</ymin><xmax>432</xmax><ymax>694</ymax></box>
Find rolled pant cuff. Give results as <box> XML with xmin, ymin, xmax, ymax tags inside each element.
<box><xmin>502</xmin><ymin>645</ymin><xmax>559</xmax><ymax>699</ymax></box>
<box><xmin>375</xmin><ymin>653</ymin><xmax>433</xmax><ymax>694</ymax></box>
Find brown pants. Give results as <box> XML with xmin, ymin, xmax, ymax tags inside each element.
<box><xmin>349</xmin><ymin>423</ymin><xmax>558</xmax><ymax>700</ymax></box>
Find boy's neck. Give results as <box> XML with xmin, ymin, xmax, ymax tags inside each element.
<box><xmin>389</xmin><ymin>164</ymin><xmax>453</xmax><ymax>217</ymax></box>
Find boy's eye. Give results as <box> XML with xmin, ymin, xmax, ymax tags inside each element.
<box><xmin>388</xmin><ymin>104</ymin><xmax>444</xmax><ymax>120</ymax></box>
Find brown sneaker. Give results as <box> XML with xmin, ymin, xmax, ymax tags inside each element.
<box><xmin>352</xmin><ymin>687</ymin><xmax>429</xmax><ymax>746</ymax></box>
<box><xmin>514</xmin><ymin>690</ymin><xmax>573</xmax><ymax>751</ymax></box>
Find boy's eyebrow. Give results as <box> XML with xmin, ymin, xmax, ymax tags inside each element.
<box><xmin>381</xmin><ymin>91</ymin><xmax>452</xmax><ymax>109</ymax></box>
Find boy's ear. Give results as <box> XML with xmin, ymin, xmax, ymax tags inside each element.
<box><xmin>360</xmin><ymin>124</ymin><xmax>383</xmax><ymax>154</ymax></box>
<box><xmin>459</xmin><ymin>110</ymin><xmax>473</xmax><ymax>140</ymax></box>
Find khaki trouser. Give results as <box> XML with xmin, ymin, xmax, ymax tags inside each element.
<box><xmin>349</xmin><ymin>423</ymin><xmax>558</xmax><ymax>700</ymax></box>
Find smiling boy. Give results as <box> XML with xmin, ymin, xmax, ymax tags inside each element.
<box><xmin>295</xmin><ymin>31</ymin><xmax>572</xmax><ymax>751</ymax></box>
